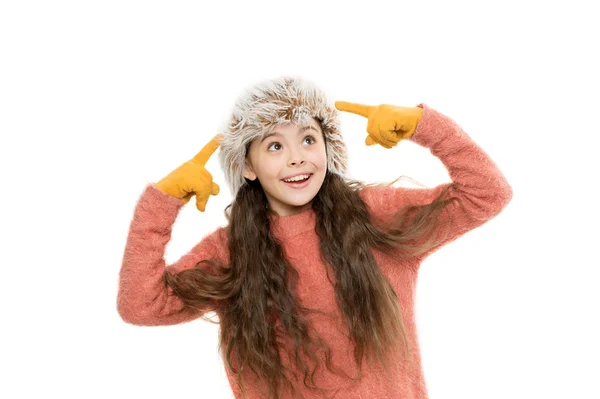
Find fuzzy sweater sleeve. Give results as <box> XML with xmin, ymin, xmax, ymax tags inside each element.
<box><xmin>117</xmin><ymin>184</ymin><xmax>226</xmax><ymax>326</ymax></box>
<box><xmin>360</xmin><ymin>103</ymin><xmax>513</xmax><ymax>261</ymax></box>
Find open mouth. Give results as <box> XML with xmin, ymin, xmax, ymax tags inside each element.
<box><xmin>281</xmin><ymin>173</ymin><xmax>313</xmax><ymax>188</ymax></box>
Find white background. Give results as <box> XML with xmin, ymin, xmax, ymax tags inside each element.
<box><xmin>2</xmin><ymin>1</ymin><xmax>598</xmax><ymax>398</ymax></box>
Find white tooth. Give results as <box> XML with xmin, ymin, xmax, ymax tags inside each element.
<box><xmin>284</xmin><ymin>174</ymin><xmax>309</xmax><ymax>182</ymax></box>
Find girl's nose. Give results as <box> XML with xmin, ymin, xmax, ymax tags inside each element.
<box><xmin>287</xmin><ymin>146</ymin><xmax>306</xmax><ymax>166</ymax></box>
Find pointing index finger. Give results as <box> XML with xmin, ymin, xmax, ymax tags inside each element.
<box><xmin>335</xmin><ymin>101</ymin><xmax>374</xmax><ymax>118</ymax></box>
<box><xmin>191</xmin><ymin>134</ymin><xmax>223</xmax><ymax>166</ymax></box>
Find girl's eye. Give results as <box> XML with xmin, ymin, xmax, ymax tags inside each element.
<box><xmin>268</xmin><ymin>135</ymin><xmax>316</xmax><ymax>151</ymax></box>
<box><xmin>304</xmin><ymin>136</ymin><xmax>316</xmax><ymax>145</ymax></box>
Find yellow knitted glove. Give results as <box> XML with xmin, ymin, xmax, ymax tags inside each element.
<box><xmin>334</xmin><ymin>102</ymin><xmax>423</xmax><ymax>149</ymax></box>
<box><xmin>155</xmin><ymin>134</ymin><xmax>222</xmax><ymax>212</ymax></box>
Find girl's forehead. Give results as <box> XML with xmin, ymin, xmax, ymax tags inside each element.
<box><xmin>268</xmin><ymin>118</ymin><xmax>321</xmax><ymax>133</ymax></box>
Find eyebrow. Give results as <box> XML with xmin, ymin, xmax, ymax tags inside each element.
<box><xmin>260</xmin><ymin>125</ymin><xmax>319</xmax><ymax>143</ymax></box>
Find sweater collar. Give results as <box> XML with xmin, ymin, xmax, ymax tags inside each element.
<box><xmin>268</xmin><ymin>207</ymin><xmax>316</xmax><ymax>239</ymax></box>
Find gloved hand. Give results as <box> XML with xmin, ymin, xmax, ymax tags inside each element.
<box><xmin>334</xmin><ymin>102</ymin><xmax>423</xmax><ymax>149</ymax></box>
<box><xmin>154</xmin><ymin>134</ymin><xmax>222</xmax><ymax>212</ymax></box>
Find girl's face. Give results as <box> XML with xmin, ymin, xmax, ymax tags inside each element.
<box><xmin>243</xmin><ymin>118</ymin><xmax>327</xmax><ymax>216</ymax></box>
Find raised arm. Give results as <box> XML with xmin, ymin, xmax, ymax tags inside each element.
<box><xmin>359</xmin><ymin>103</ymin><xmax>513</xmax><ymax>261</ymax></box>
<box><xmin>116</xmin><ymin>184</ymin><xmax>225</xmax><ymax>326</ymax></box>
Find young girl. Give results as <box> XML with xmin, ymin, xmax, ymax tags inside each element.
<box><xmin>117</xmin><ymin>76</ymin><xmax>512</xmax><ymax>399</ymax></box>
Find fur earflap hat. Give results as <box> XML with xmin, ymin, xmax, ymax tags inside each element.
<box><xmin>217</xmin><ymin>75</ymin><xmax>349</xmax><ymax>199</ymax></box>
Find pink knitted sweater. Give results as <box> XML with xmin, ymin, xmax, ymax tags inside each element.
<box><xmin>117</xmin><ymin>103</ymin><xmax>512</xmax><ymax>398</ymax></box>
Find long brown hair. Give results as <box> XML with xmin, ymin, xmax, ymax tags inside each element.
<box><xmin>165</xmin><ymin>167</ymin><xmax>465</xmax><ymax>398</ymax></box>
